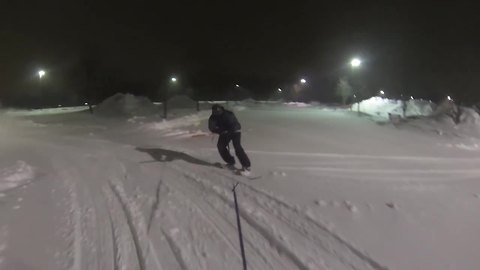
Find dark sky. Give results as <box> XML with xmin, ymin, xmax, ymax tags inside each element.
<box><xmin>1</xmin><ymin>1</ymin><xmax>479</xmax><ymax>104</ymax></box>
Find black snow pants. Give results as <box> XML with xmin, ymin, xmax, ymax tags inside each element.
<box><xmin>217</xmin><ymin>132</ymin><xmax>251</xmax><ymax>168</ymax></box>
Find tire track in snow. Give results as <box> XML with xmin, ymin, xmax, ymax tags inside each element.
<box><xmin>153</xmin><ymin>166</ymin><xmax>295</xmax><ymax>270</ymax></box>
<box><xmin>64</xmin><ymin>178</ymin><xmax>83</xmax><ymax>270</ymax></box>
<box><xmin>160</xmin><ymin>177</ymin><xmax>283</xmax><ymax>270</ymax></box>
<box><xmin>184</xmin><ymin>165</ymin><xmax>387</xmax><ymax>269</ymax></box>
<box><xmin>239</xmin><ymin>183</ymin><xmax>386</xmax><ymax>270</ymax></box>
<box><xmin>108</xmin><ymin>181</ymin><xmax>147</xmax><ymax>270</ymax></box>
<box><xmin>170</xmin><ymin>165</ymin><xmax>312</xmax><ymax>270</ymax></box>
<box><xmin>209</xmin><ymin>169</ymin><xmax>389</xmax><ymax>270</ymax></box>
<box><xmin>107</xmin><ymin>179</ymin><xmax>164</xmax><ymax>270</ymax></box>
<box><xmin>147</xmin><ymin>179</ymin><xmax>167</xmax><ymax>233</ymax></box>
<box><xmin>160</xmin><ymin>227</ymin><xmax>189</xmax><ymax>270</ymax></box>
<box><xmin>161</xmin><ymin>181</ymin><xmax>240</xmax><ymax>263</ymax></box>
<box><xmin>103</xmin><ymin>189</ymin><xmax>120</xmax><ymax>270</ymax></box>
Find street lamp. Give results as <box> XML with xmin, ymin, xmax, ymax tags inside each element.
<box><xmin>350</xmin><ymin>58</ymin><xmax>361</xmax><ymax>68</ymax></box>
<box><xmin>38</xmin><ymin>70</ymin><xmax>46</xmax><ymax>79</ymax></box>
<box><xmin>300</xmin><ymin>78</ymin><xmax>306</xmax><ymax>84</ymax></box>
<box><xmin>171</xmin><ymin>77</ymin><xmax>177</xmax><ymax>82</ymax></box>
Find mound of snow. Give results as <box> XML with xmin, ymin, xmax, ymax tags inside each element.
<box><xmin>0</xmin><ymin>161</ymin><xmax>35</xmax><ymax>192</ymax></box>
<box><xmin>167</xmin><ymin>95</ymin><xmax>197</xmax><ymax>109</ymax></box>
<box><xmin>459</xmin><ymin>107</ymin><xmax>480</xmax><ymax>125</ymax></box>
<box><xmin>405</xmin><ymin>99</ymin><xmax>435</xmax><ymax>117</ymax></box>
<box><xmin>284</xmin><ymin>102</ymin><xmax>311</xmax><ymax>107</ymax></box>
<box><xmin>238</xmin><ymin>98</ymin><xmax>257</xmax><ymax>105</ymax></box>
<box><xmin>96</xmin><ymin>93</ymin><xmax>159</xmax><ymax>117</ymax></box>
<box><xmin>142</xmin><ymin>112</ymin><xmax>209</xmax><ymax>131</ymax></box>
<box><xmin>352</xmin><ymin>97</ymin><xmax>434</xmax><ymax>119</ymax></box>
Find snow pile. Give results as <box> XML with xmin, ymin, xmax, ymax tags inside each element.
<box><xmin>5</xmin><ymin>106</ymin><xmax>89</xmax><ymax>116</ymax></box>
<box><xmin>0</xmin><ymin>161</ymin><xmax>35</xmax><ymax>192</ymax></box>
<box><xmin>95</xmin><ymin>93</ymin><xmax>159</xmax><ymax>117</ymax></box>
<box><xmin>405</xmin><ymin>99</ymin><xmax>435</xmax><ymax>117</ymax></box>
<box><xmin>163</xmin><ymin>129</ymin><xmax>210</xmax><ymax>138</ymax></box>
<box><xmin>239</xmin><ymin>98</ymin><xmax>257</xmax><ymax>105</ymax></box>
<box><xmin>142</xmin><ymin>112</ymin><xmax>209</xmax><ymax>131</ymax></box>
<box><xmin>284</xmin><ymin>102</ymin><xmax>311</xmax><ymax>107</ymax></box>
<box><xmin>167</xmin><ymin>95</ymin><xmax>197</xmax><ymax>109</ymax></box>
<box><xmin>459</xmin><ymin>107</ymin><xmax>480</xmax><ymax>126</ymax></box>
<box><xmin>352</xmin><ymin>97</ymin><xmax>434</xmax><ymax>119</ymax></box>
<box><xmin>231</xmin><ymin>105</ymin><xmax>247</xmax><ymax>112</ymax></box>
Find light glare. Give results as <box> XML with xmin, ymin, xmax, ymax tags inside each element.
<box><xmin>351</xmin><ymin>58</ymin><xmax>361</xmax><ymax>67</ymax></box>
<box><xmin>300</xmin><ymin>78</ymin><xmax>306</xmax><ymax>84</ymax></box>
<box><xmin>38</xmin><ymin>70</ymin><xmax>46</xmax><ymax>78</ymax></box>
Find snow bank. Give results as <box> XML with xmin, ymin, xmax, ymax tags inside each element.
<box><xmin>142</xmin><ymin>113</ymin><xmax>209</xmax><ymax>131</ymax></box>
<box><xmin>0</xmin><ymin>161</ymin><xmax>34</xmax><ymax>192</ymax></box>
<box><xmin>167</xmin><ymin>95</ymin><xmax>197</xmax><ymax>109</ymax></box>
<box><xmin>239</xmin><ymin>98</ymin><xmax>257</xmax><ymax>105</ymax></box>
<box><xmin>284</xmin><ymin>102</ymin><xmax>311</xmax><ymax>107</ymax></box>
<box><xmin>405</xmin><ymin>99</ymin><xmax>435</xmax><ymax>117</ymax></box>
<box><xmin>95</xmin><ymin>93</ymin><xmax>159</xmax><ymax>117</ymax></box>
<box><xmin>459</xmin><ymin>107</ymin><xmax>480</xmax><ymax>125</ymax></box>
<box><xmin>5</xmin><ymin>106</ymin><xmax>89</xmax><ymax>116</ymax></box>
<box><xmin>352</xmin><ymin>97</ymin><xmax>435</xmax><ymax>119</ymax></box>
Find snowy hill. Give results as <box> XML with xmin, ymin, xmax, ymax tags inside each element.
<box><xmin>95</xmin><ymin>93</ymin><xmax>160</xmax><ymax>117</ymax></box>
<box><xmin>351</xmin><ymin>97</ymin><xmax>435</xmax><ymax>119</ymax></box>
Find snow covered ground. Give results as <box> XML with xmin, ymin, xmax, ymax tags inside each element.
<box><xmin>1</xmin><ymin>101</ymin><xmax>480</xmax><ymax>270</ymax></box>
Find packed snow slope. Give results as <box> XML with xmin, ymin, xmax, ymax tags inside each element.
<box><xmin>1</xmin><ymin>102</ymin><xmax>480</xmax><ymax>270</ymax></box>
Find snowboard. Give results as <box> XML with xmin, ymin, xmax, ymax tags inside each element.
<box><xmin>213</xmin><ymin>162</ymin><xmax>261</xmax><ymax>180</ymax></box>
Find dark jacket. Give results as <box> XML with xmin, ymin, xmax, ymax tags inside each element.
<box><xmin>208</xmin><ymin>110</ymin><xmax>241</xmax><ymax>134</ymax></box>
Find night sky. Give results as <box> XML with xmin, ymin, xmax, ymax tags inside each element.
<box><xmin>1</xmin><ymin>1</ymin><xmax>479</xmax><ymax>106</ymax></box>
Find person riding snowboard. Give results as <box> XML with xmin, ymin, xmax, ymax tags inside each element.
<box><xmin>208</xmin><ymin>104</ymin><xmax>251</xmax><ymax>175</ymax></box>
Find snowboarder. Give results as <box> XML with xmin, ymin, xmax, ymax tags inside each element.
<box><xmin>209</xmin><ymin>104</ymin><xmax>251</xmax><ymax>175</ymax></box>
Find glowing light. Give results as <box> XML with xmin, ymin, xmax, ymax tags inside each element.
<box><xmin>278</xmin><ymin>88</ymin><xmax>282</xmax><ymax>92</ymax></box>
<box><xmin>379</xmin><ymin>90</ymin><xmax>385</xmax><ymax>95</ymax></box>
<box><xmin>447</xmin><ymin>96</ymin><xmax>452</xmax><ymax>101</ymax></box>
<box><xmin>235</xmin><ymin>84</ymin><xmax>240</xmax><ymax>88</ymax></box>
<box><xmin>410</xmin><ymin>96</ymin><xmax>414</xmax><ymax>100</ymax></box>
<box><xmin>300</xmin><ymin>78</ymin><xmax>306</xmax><ymax>84</ymax></box>
<box><xmin>350</xmin><ymin>58</ymin><xmax>361</xmax><ymax>68</ymax></box>
<box><xmin>84</xmin><ymin>102</ymin><xmax>89</xmax><ymax>106</ymax></box>
<box><xmin>171</xmin><ymin>77</ymin><xmax>177</xmax><ymax>82</ymax></box>
<box><xmin>38</xmin><ymin>70</ymin><xmax>46</xmax><ymax>79</ymax></box>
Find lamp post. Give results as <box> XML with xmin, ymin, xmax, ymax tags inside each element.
<box><xmin>164</xmin><ymin>76</ymin><xmax>178</xmax><ymax>118</ymax></box>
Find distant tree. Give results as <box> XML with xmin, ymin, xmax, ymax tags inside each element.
<box><xmin>335</xmin><ymin>77</ymin><xmax>353</xmax><ymax>105</ymax></box>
